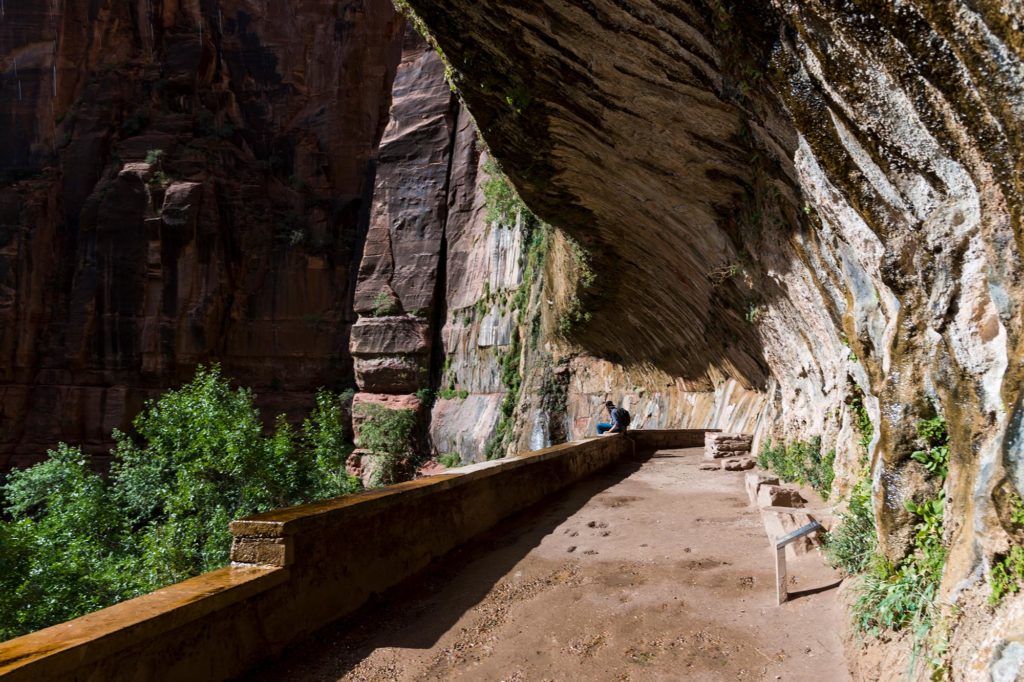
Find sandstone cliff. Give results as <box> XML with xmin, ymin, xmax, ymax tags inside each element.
<box><xmin>396</xmin><ymin>0</ymin><xmax>1024</xmax><ymax>677</ymax></box>
<box><xmin>0</xmin><ymin>0</ymin><xmax>405</xmax><ymax>467</ymax></box>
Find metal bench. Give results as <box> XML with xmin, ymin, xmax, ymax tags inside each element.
<box><xmin>774</xmin><ymin>520</ymin><xmax>824</xmax><ymax>605</ymax></box>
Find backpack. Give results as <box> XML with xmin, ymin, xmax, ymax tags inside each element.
<box><xmin>615</xmin><ymin>408</ymin><xmax>632</xmax><ymax>430</ymax></box>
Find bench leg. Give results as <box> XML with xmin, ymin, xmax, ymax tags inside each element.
<box><xmin>775</xmin><ymin>546</ymin><xmax>787</xmax><ymax>605</ymax></box>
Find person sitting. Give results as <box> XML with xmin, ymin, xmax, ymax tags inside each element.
<box><xmin>596</xmin><ymin>400</ymin><xmax>631</xmax><ymax>435</ymax></box>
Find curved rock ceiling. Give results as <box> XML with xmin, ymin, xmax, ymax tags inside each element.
<box><xmin>403</xmin><ymin>0</ymin><xmax>1024</xmax><ymax>672</ymax></box>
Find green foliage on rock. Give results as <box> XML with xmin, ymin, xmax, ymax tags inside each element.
<box><xmin>990</xmin><ymin>546</ymin><xmax>1024</xmax><ymax>605</ymax></box>
<box><xmin>990</xmin><ymin>493</ymin><xmax>1024</xmax><ymax>605</ymax></box>
<box><xmin>757</xmin><ymin>436</ymin><xmax>835</xmax><ymax>498</ymax></box>
<box><xmin>0</xmin><ymin>365</ymin><xmax>359</xmax><ymax>641</ymax></box>
<box><xmin>354</xmin><ymin>404</ymin><xmax>418</xmax><ymax>487</ymax></box>
<box><xmin>848</xmin><ymin>411</ymin><xmax>951</xmax><ymax>676</ymax></box>
<box><xmin>371</xmin><ymin>290</ymin><xmax>400</xmax><ymax>317</ymax></box>
<box><xmin>824</xmin><ymin>475</ymin><xmax>876</xmax><ymax>575</ymax></box>
<box><xmin>438</xmin><ymin>452</ymin><xmax>462</xmax><ymax>468</ymax></box>
<box><xmin>852</xmin><ymin>497</ymin><xmax>946</xmax><ymax>637</ymax></box>
<box><xmin>482</xmin><ymin>157</ymin><xmax>526</xmax><ymax>228</ymax></box>
<box><xmin>848</xmin><ymin>387</ymin><xmax>873</xmax><ymax>453</ymax></box>
<box><xmin>910</xmin><ymin>414</ymin><xmax>949</xmax><ymax>479</ymax></box>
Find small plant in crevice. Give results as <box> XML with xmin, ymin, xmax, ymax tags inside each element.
<box><xmin>990</xmin><ymin>546</ymin><xmax>1024</xmax><ymax>605</ymax></box>
<box><xmin>847</xmin><ymin>384</ymin><xmax>874</xmax><ymax>455</ymax></box>
<box><xmin>371</xmin><ymin>290</ymin><xmax>400</xmax><ymax>317</ymax></box>
<box><xmin>990</xmin><ymin>493</ymin><xmax>1024</xmax><ymax>605</ymax></box>
<box><xmin>745</xmin><ymin>301</ymin><xmax>761</xmax><ymax>324</ymax></box>
<box><xmin>757</xmin><ymin>436</ymin><xmax>834</xmax><ymax>498</ymax></box>
<box><xmin>415</xmin><ymin>387</ymin><xmax>435</xmax><ymax>408</ymax></box>
<box><xmin>910</xmin><ymin>414</ymin><xmax>949</xmax><ymax>479</ymax></box>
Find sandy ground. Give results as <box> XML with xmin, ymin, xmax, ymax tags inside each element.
<box><xmin>245</xmin><ymin>448</ymin><xmax>851</xmax><ymax>681</ymax></box>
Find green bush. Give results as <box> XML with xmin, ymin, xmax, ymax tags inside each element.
<box><xmin>757</xmin><ymin>436</ymin><xmax>834</xmax><ymax>498</ymax></box>
<box><xmin>824</xmin><ymin>476</ymin><xmax>876</xmax><ymax>574</ymax></box>
<box><xmin>438</xmin><ymin>453</ymin><xmax>462</xmax><ymax>468</ymax></box>
<box><xmin>371</xmin><ymin>290</ymin><xmax>400</xmax><ymax>317</ymax></box>
<box><xmin>355</xmin><ymin>404</ymin><xmax>417</xmax><ymax>487</ymax></box>
<box><xmin>991</xmin><ymin>494</ymin><xmax>1024</xmax><ymax>605</ymax></box>
<box><xmin>910</xmin><ymin>414</ymin><xmax>949</xmax><ymax>479</ymax></box>
<box><xmin>852</xmin><ymin>498</ymin><xmax>945</xmax><ymax>635</ymax></box>
<box><xmin>0</xmin><ymin>366</ymin><xmax>359</xmax><ymax>641</ymax></box>
<box><xmin>437</xmin><ymin>387</ymin><xmax>469</xmax><ymax>400</ymax></box>
<box><xmin>990</xmin><ymin>546</ymin><xmax>1024</xmax><ymax>605</ymax></box>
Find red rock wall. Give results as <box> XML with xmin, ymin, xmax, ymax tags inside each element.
<box><xmin>0</xmin><ymin>0</ymin><xmax>405</xmax><ymax>468</ymax></box>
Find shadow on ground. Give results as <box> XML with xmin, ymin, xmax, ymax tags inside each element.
<box><xmin>241</xmin><ymin>457</ymin><xmax>646</xmax><ymax>680</ymax></box>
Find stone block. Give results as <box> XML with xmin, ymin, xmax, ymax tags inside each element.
<box><xmin>757</xmin><ymin>485</ymin><xmax>806</xmax><ymax>509</ymax></box>
<box><xmin>350</xmin><ymin>316</ymin><xmax>430</xmax><ymax>356</ymax></box>
<box><xmin>703</xmin><ymin>432</ymin><xmax>753</xmax><ymax>459</ymax></box>
<box><xmin>354</xmin><ymin>356</ymin><xmax>425</xmax><ymax>393</ymax></box>
<box><xmin>744</xmin><ymin>472</ymin><xmax>780</xmax><ymax>506</ymax></box>
<box><xmin>724</xmin><ymin>457</ymin><xmax>755</xmax><ymax>471</ymax></box>
<box><xmin>760</xmin><ymin>507</ymin><xmax>821</xmax><ymax>560</ymax></box>
<box><xmin>229</xmin><ymin>537</ymin><xmax>292</xmax><ymax>567</ymax></box>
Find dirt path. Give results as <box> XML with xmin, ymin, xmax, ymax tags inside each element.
<box><xmin>247</xmin><ymin>448</ymin><xmax>850</xmax><ymax>681</ymax></box>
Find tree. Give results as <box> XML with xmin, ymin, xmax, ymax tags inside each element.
<box><xmin>0</xmin><ymin>365</ymin><xmax>361</xmax><ymax>641</ymax></box>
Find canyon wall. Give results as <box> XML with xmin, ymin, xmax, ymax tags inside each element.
<box><xmin>0</xmin><ymin>0</ymin><xmax>406</xmax><ymax>468</ymax></box>
<box><xmin>400</xmin><ymin>0</ymin><xmax>1024</xmax><ymax>677</ymax></box>
<box><xmin>1</xmin><ymin>0</ymin><xmax>755</xmax><ymax>472</ymax></box>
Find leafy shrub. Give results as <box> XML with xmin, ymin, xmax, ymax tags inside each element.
<box><xmin>757</xmin><ymin>436</ymin><xmax>834</xmax><ymax>498</ymax></box>
<box><xmin>0</xmin><ymin>366</ymin><xmax>359</xmax><ymax>641</ymax></box>
<box><xmin>438</xmin><ymin>387</ymin><xmax>469</xmax><ymax>400</ymax></box>
<box><xmin>438</xmin><ymin>453</ymin><xmax>462</xmax><ymax>468</ymax></box>
<box><xmin>371</xmin><ymin>290</ymin><xmax>400</xmax><ymax>317</ymax></box>
<box><xmin>910</xmin><ymin>414</ymin><xmax>949</xmax><ymax>479</ymax></box>
<box><xmin>355</xmin><ymin>404</ymin><xmax>417</xmax><ymax>487</ymax></box>
<box><xmin>991</xmin><ymin>494</ymin><xmax>1024</xmax><ymax>605</ymax></box>
<box><xmin>990</xmin><ymin>546</ymin><xmax>1024</xmax><ymax>605</ymax></box>
<box><xmin>852</xmin><ymin>497</ymin><xmax>945</xmax><ymax>635</ymax></box>
<box><xmin>824</xmin><ymin>476</ymin><xmax>876</xmax><ymax>574</ymax></box>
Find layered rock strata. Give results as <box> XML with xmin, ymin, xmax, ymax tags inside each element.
<box><xmin>704</xmin><ymin>432</ymin><xmax>754</xmax><ymax>460</ymax></box>
<box><xmin>399</xmin><ymin>0</ymin><xmax>1024</xmax><ymax>675</ymax></box>
<box><xmin>0</xmin><ymin>0</ymin><xmax>406</xmax><ymax>468</ymax></box>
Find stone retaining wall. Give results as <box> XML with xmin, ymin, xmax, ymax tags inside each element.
<box><xmin>0</xmin><ymin>430</ymin><xmax>710</xmax><ymax>681</ymax></box>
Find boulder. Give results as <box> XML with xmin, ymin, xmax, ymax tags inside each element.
<box><xmin>724</xmin><ymin>457</ymin><xmax>756</xmax><ymax>471</ymax></box>
<box><xmin>757</xmin><ymin>485</ymin><xmax>806</xmax><ymax>509</ymax></box>
<box><xmin>704</xmin><ymin>432</ymin><xmax>753</xmax><ymax>460</ymax></box>
<box><xmin>744</xmin><ymin>472</ymin><xmax>780</xmax><ymax>506</ymax></box>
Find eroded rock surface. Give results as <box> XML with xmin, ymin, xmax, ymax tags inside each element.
<box><xmin>399</xmin><ymin>0</ymin><xmax>1024</xmax><ymax>675</ymax></box>
<box><xmin>0</xmin><ymin>0</ymin><xmax>406</xmax><ymax>467</ymax></box>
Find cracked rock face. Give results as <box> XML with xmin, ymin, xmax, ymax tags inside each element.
<box><xmin>404</xmin><ymin>0</ymin><xmax>1024</xmax><ymax>675</ymax></box>
<box><xmin>0</xmin><ymin>0</ymin><xmax>406</xmax><ymax>467</ymax></box>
